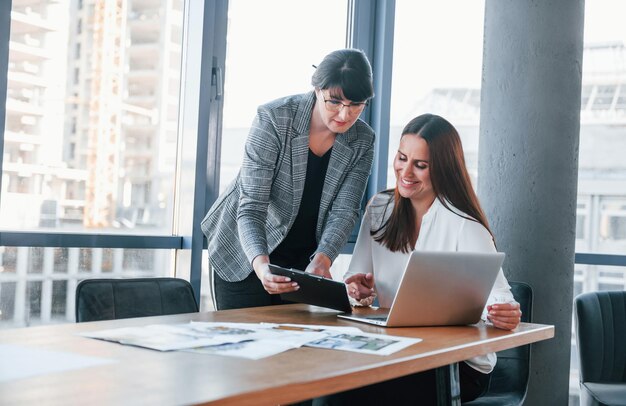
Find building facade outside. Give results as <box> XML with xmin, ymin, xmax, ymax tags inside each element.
<box><xmin>1</xmin><ymin>0</ymin><xmax>183</xmax><ymax>326</ymax></box>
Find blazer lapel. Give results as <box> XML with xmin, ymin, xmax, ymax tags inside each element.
<box><xmin>316</xmin><ymin>129</ymin><xmax>355</xmax><ymax>238</ymax></box>
<box><xmin>291</xmin><ymin>134</ymin><xmax>309</xmax><ymax>218</ymax></box>
<box><xmin>291</xmin><ymin>92</ymin><xmax>315</xmax><ymax>218</ymax></box>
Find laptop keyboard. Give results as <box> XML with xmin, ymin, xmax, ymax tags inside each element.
<box><xmin>363</xmin><ymin>315</ymin><xmax>389</xmax><ymax>321</ymax></box>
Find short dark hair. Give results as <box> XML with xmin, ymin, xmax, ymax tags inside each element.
<box><xmin>311</xmin><ymin>49</ymin><xmax>374</xmax><ymax>102</ymax></box>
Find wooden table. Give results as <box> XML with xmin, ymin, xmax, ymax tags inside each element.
<box><xmin>0</xmin><ymin>304</ymin><xmax>554</xmax><ymax>405</ymax></box>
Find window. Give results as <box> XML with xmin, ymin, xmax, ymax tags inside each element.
<box><xmin>608</xmin><ymin>216</ymin><xmax>626</xmax><ymax>240</ymax></box>
<box><xmin>591</xmin><ymin>85</ymin><xmax>617</xmax><ymax>110</ymax></box>
<box><xmin>386</xmin><ymin>1</ymin><xmax>485</xmax><ymax>187</ymax></box>
<box><xmin>599</xmin><ymin>198</ymin><xmax>626</xmax><ymax>242</ymax></box>
<box><xmin>2</xmin><ymin>0</ymin><xmax>353</xmax><ymax>327</ymax></box>
<box><xmin>0</xmin><ymin>247</ymin><xmax>173</xmax><ymax>327</ymax></box>
<box><xmin>576</xmin><ymin>216</ymin><xmax>586</xmax><ymax>240</ymax></box>
<box><xmin>219</xmin><ymin>0</ymin><xmax>348</xmax><ymax>191</ymax></box>
<box><xmin>569</xmin><ymin>1</ymin><xmax>626</xmax><ymax>402</ymax></box>
<box><xmin>1</xmin><ymin>0</ymin><xmax>183</xmax><ymax>234</ymax></box>
<box><xmin>1</xmin><ymin>0</ymin><xmax>185</xmax><ymax>327</ymax></box>
<box><xmin>211</xmin><ymin>0</ymin><xmax>349</xmax><ymax>285</ymax></box>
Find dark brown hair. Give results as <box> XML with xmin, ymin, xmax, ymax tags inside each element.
<box><xmin>372</xmin><ymin>114</ymin><xmax>493</xmax><ymax>253</ymax></box>
<box><xmin>311</xmin><ymin>49</ymin><xmax>374</xmax><ymax>102</ymax></box>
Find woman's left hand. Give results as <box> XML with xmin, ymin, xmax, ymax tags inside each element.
<box><xmin>487</xmin><ymin>302</ymin><xmax>522</xmax><ymax>330</ymax></box>
<box><xmin>305</xmin><ymin>253</ymin><xmax>332</xmax><ymax>279</ymax></box>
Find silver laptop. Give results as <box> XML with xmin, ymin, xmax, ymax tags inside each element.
<box><xmin>338</xmin><ymin>251</ymin><xmax>505</xmax><ymax>327</ymax></box>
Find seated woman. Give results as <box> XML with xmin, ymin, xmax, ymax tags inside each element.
<box><xmin>321</xmin><ymin>114</ymin><xmax>522</xmax><ymax>405</ymax></box>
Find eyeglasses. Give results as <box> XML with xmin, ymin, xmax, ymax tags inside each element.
<box><xmin>318</xmin><ymin>90</ymin><xmax>368</xmax><ymax>114</ymax></box>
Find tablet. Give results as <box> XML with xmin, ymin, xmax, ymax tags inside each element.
<box><xmin>268</xmin><ymin>264</ymin><xmax>352</xmax><ymax>312</ymax></box>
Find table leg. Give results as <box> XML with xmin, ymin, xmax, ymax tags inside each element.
<box><xmin>435</xmin><ymin>363</ymin><xmax>461</xmax><ymax>406</ymax></box>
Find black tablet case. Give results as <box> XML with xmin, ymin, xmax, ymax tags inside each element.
<box><xmin>268</xmin><ymin>264</ymin><xmax>352</xmax><ymax>312</ymax></box>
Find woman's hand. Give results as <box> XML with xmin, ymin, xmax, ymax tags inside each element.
<box><xmin>344</xmin><ymin>273</ymin><xmax>375</xmax><ymax>301</ymax></box>
<box><xmin>487</xmin><ymin>302</ymin><xmax>522</xmax><ymax>330</ymax></box>
<box><xmin>252</xmin><ymin>256</ymin><xmax>299</xmax><ymax>295</ymax></box>
<box><xmin>305</xmin><ymin>253</ymin><xmax>332</xmax><ymax>279</ymax></box>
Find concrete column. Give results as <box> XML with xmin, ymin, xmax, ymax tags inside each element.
<box><xmin>478</xmin><ymin>1</ymin><xmax>584</xmax><ymax>404</ymax></box>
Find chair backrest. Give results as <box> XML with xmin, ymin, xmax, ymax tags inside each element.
<box><xmin>464</xmin><ymin>280</ymin><xmax>533</xmax><ymax>405</ymax></box>
<box><xmin>75</xmin><ymin>277</ymin><xmax>199</xmax><ymax>323</ymax></box>
<box><xmin>575</xmin><ymin>290</ymin><xmax>626</xmax><ymax>384</ymax></box>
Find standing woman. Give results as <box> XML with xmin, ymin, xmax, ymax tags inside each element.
<box><xmin>201</xmin><ymin>49</ymin><xmax>375</xmax><ymax>310</ymax></box>
<box><xmin>323</xmin><ymin>114</ymin><xmax>522</xmax><ymax>404</ymax></box>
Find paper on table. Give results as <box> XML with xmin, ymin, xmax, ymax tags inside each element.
<box><xmin>81</xmin><ymin>322</ymin><xmax>421</xmax><ymax>359</ymax></box>
<box><xmin>183</xmin><ymin>339</ymin><xmax>298</xmax><ymax>360</ymax></box>
<box><xmin>81</xmin><ymin>322</ymin><xmax>328</xmax><ymax>352</ymax></box>
<box><xmin>304</xmin><ymin>331</ymin><xmax>421</xmax><ymax>355</ymax></box>
<box><xmin>0</xmin><ymin>344</ymin><xmax>116</xmax><ymax>383</ymax></box>
<box><xmin>82</xmin><ymin>323</ymin><xmax>261</xmax><ymax>351</ymax></box>
<box><xmin>82</xmin><ymin>325</ymin><xmax>216</xmax><ymax>351</ymax></box>
<box><xmin>189</xmin><ymin>322</ymin><xmax>329</xmax><ymax>347</ymax></box>
<box><xmin>187</xmin><ymin>323</ymin><xmax>421</xmax><ymax>358</ymax></box>
<box><xmin>265</xmin><ymin>323</ymin><xmax>421</xmax><ymax>355</ymax></box>
<box><xmin>265</xmin><ymin>323</ymin><xmax>363</xmax><ymax>334</ymax></box>
<box><xmin>180</xmin><ymin>322</ymin><xmax>355</xmax><ymax>359</ymax></box>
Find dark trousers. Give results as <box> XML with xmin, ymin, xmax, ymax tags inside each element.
<box><xmin>212</xmin><ymin>269</ymin><xmax>288</xmax><ymax>310</ymax></box>
<box><xmin>313</xmin><ymin>361</ymin><xmax>491</xmax><ymax>405</ymax></box>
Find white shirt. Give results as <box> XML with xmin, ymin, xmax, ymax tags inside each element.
<box><xmin>344</xmin><ymin>192</ymin><xmax>515</xmax><ymax>374</ymax></box>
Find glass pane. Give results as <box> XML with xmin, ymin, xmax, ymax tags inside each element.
<box><xmin>575</xmin><ymin>198</ymin><xmax>590</xmax><ymax>246</ymax></box>
<box><xmin>590</xmin><ymin>85</ymin><xmax>617</xmax><ymax>110</ymax></box>
<box><xmin>0</xmin><ymin>246</ymin><xmax>175</xmax><ymax>328</ymax></box>
<box><xmin>577</xmin><ymin>2</ymin><xmax>626</xmax><ymax>257</ymax></box>
<box><xmin>570</xmin><ymin>2</ymin><xmax>626</xmax><ymax>403</ymax></box>
<box><xmin>578</xmin><ymin>4</ymin><xmax>626</xmax><ymax>252</ymax></box>
<box><xmin>598</xmin><ymin>197</ymin><xmax>626</xmax><ymax>249</ymax></box>
<box><xmin>387</xmin><ymin>1</ymin><xmax>485</xmax><ymax>188</ymax></box>
<box><xmin>200</xmin><ymin>249</ymin><xmax>211</xmax><ymax>312</ymax></box>
<box><xmin>2</xmin><ymin>0</ymin><xmax>184</xmax><ymax>234</ymax></box>
<box><xmin>569</xmin><ymin>263</ymin><xmax>626</xmax><ymax>402</ymax></box>
<box><xmin>616</xmin><ymin>86</ymin><xmax>626</xmax><ymax>111</ymax></box>
<box><xmin>219</xmin><ymin>0</ymin><xmax>348</xmax><ymax>191</ymax></box>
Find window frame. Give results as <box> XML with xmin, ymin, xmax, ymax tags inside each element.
<box><xmin>0</xmin><ymin>0</ymin><xmax>229</xmax><ymax>305</ymax></box>
<box><xmin>2</xmin><ymin>0</ymin><xmax>626</xmax><ymax>317</ymax></box>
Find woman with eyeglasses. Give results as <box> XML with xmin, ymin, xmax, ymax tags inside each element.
<box><xmin>315</xmin><ymin>114</ymin><xmax>521</xmax><ymax>405</ymax></box>
<box><xmin>202</xmin><ymin>48</ymin><xmax>375</xmax><ymax>310</ymax></box>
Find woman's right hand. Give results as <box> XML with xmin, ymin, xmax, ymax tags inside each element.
<box><xmin>344</xmin><ymin>273</ymin><xmax>375</xmax><ymax>300</ymax></box>
<box><xmin>252</xmin><ymin>256</ymin><xmax>299</xmax><ymax>294</ymax></box>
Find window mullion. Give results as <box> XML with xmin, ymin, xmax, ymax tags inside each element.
<box><xmin>347</xmin><ymin>0</ymin><xmax>395</xmax><ymax>200</ymax></box>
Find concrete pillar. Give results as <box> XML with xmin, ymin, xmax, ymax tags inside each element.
<box><xmin>478</xmin><ymin>1</ymin><xmax>584</xmax><ymax>404</ymax></box>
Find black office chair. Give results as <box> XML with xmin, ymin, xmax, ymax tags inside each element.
<box><xmin>574</xmin><ymin>291</ymin><xmax>626</xmax><ymax>406</ymax></box>
<box><xmin>75</xmin><ymin>277</ymin><xmax>199</xmax><ymax>322</ymax></box>
<box><xmin>463</xmin><ymin>281</ymin><xmax>533</xmax><ymax>406</ymax></box>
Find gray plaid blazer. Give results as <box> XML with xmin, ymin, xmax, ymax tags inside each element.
<box><xmin>201</xmin><ymin>91</ymin><xmax>375</xmax><ymax>282</ymax></box>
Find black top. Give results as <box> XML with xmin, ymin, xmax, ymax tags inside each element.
<box><xmin>269</xmin><ymin>148</ymin><xmax>332</xmax><ymax>271</ymax></box>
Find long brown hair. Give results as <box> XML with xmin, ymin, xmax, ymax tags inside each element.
<box><xmin>372</xmin><ymin>114</ymin><xmax>493</xmax><ymax>253</ymax></box>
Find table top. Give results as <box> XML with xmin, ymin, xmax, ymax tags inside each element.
<box><xmin>0</xmin><ymin>304</ymin><xmax>554</xmax><ymax>405</ymax></box>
